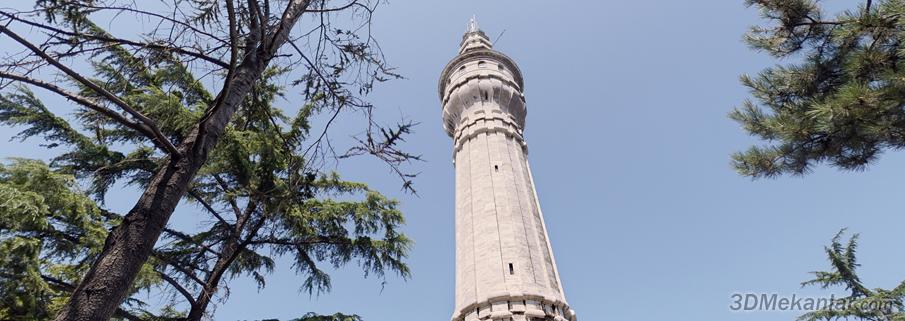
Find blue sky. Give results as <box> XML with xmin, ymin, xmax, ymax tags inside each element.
<box><xmin>3</xmin><ymin>1</ymin><xmax>905</xmax><ymax>321</ymax></box>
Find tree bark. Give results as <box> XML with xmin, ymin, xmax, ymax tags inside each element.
<box><xmin>51</xmin><ymin>1</ymin><xmax>312</xmax><ymax>320</ymax></box>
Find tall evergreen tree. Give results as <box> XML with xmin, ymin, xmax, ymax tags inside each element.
<box><xmin>798</xmin><ymin>231</ymin><xmax>905</xmax><ymax>321</ymax></box>
<box><xmin>0</xmin><ymin>1</ymin><xmax>416</xmax><ymax>320</ymax></box>
<box><xmin>732</xmin><ymin>0</ymin><xmax>905</xmax><ymax>177</ymax></box>
<box><xmin>736</xmin><ymin>1</ymin><xmax>905</xmax><ymax>320</ymax></box>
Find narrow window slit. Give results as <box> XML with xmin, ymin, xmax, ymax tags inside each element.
<box><xmin>508</xmin><ymin>263</ymin><xmax>514</xmax><ymax>275</ymax></box>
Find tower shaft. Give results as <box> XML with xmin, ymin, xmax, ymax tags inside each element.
<box><xmin>439</xmin><ymin>19</ymin><xmax>576</xmax><ymax>321</ymax></box>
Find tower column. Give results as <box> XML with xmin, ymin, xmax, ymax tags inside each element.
<box><xmin>439</xmin><ymin>17</ymin><xmax>577</xmax><ymax>321</ymax></box>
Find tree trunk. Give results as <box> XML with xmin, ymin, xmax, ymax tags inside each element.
<box><xmin>51</xmin><ymin>2</ymin><xmax>311</xmax><ymax>320</ymax></box>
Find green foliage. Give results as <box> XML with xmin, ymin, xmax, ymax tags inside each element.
<box><xmin>798</xmin><ymin>230</ymin><xmax>905</xmax><ymax>321</ymax></box>
<box><xmin>0</xmin><ymin>3</ymin><xmax>411</xmax><ymax>319</ymax></box>
<box><xmin>245</xmin><ymin>313</ymin><xmax>363</xmax><ymax>321</ymax></box>
<box><xmin>290</xmin><ymin>313</ymin><xmax>363</xmax><ymax>321</ymax></box>
<box><xmin>0</xmin><ymin>88</ymin><xmax>93</xmax><ymax>149</ymax></box>
<box><xmin>0</xmin><ymin>159</ymin><xmax>162</xmax><ymax>320</ymax></box>
<box><xmin>733</xmin><ymin>0</ymin><xmax>905</xmax><ymax>177</ymax></box>
<box><xmin>736</xmin><ymin>4</ymin><xmax>905</xmax><ymax>320</ymax></box>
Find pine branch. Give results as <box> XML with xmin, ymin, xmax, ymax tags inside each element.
<box><xmin>213</xmin><ymin>174</ymin><xmax>245</xmax><ymax>219</ymax></box>
<box><xmin>162</xmin><ymin>227</ymin><xmax>222</xmax><ymax>258</ymax></box>
<box><xmin>0</xmin><ymin>11</ymin><xmax>230</xmax><ymax>68</ymax></box>
<box><xmin>64</xmin><ymin>4</ymin><xmax>230</xmax><ymax>46</ymax></box>
<box><xmin>0</xmin><ymin>71</ymin><xmax>154</xmax><ymax>142</ymax></box>
<box><xmin>0</xmin><ymin>25</ymin><xmax>182</xmax><ymax>158</ymax></box>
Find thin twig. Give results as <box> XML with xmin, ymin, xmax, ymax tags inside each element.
<box><xmin>0</xmin><ymin>11</ymin><xmax>229</xmax><ymax>68</ymax></box>
<box><xmin>156</xmin><ymin>270</ymin><xmax>198</xmax><ymax>306</ymax></box>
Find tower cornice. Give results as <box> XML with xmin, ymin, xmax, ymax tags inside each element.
<box><xmin>438</xmin><ymin>49</ymin><xmax>525</xmax><ymax>101</ymax></box>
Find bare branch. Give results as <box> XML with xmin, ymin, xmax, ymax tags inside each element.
<box><xmin>287</xmin><ymin>40</ymin><xmax>346</xmax><ymax>160</ymax></box>
<box><xmin>163</xmin><ymin>227</ymin><xmax>222</xmax><ymax>258</ymax></box>
<box><xmin>153</xmin><ymin>251</ymin><xmax>208</xmax><ymax>287</ymax></box>
<box><xmin>203</xmin><ymin>0</ymin><xmax>240</xmax><ymax>126</ymax></box>
<box><xmin>213</xmin><ymin>174</ymin><xmax>244</xmax><ymax>219</ymax></box>
<box><xmin>0</xmin><ymin>11</ymin><xmax>230</xmax><ymax>68</ymax></box>
<box><xmin>247</xmin><ymin>0</ymin><xmax>263</xmax><ymax>48</ymax></box>
<box><xmin>198</xmin><ymin>0</ymin><xmax>312</xmax><ymax>132</ymax></box>
<box><xmin>68</xmin><ymin>4</ymin><xmax>230</xmax><ymax>46</ymax></box>
<box><xmin>304</xmin><ymin>0</ymin><xmax>363</xmax><ymax>13</ymax></box>
<box><xmin>225</xmin><ymin>0</ymin><xmax>239</xmax><ymax>80</ymax></box>
<box><xmin>0</xmin><ymin>70</ymin><xmax>156</xmax><ymax>143</ymax></box>
<box><xmin>187</xmin><ymin>189</ymin><xmax>232</xmax><ymax>227</ymax></box>
<box><xmin>157</xmin><ymin>270</ymin><xmax>198</xmax><ymax>306</ymax></box>
<box><xmin>0</xmin><ymin>25</ymin><xmax>182</xmax><ymax>157</ymax></box>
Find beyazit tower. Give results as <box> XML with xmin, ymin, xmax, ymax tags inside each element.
<box><xmin>438</xmin><ymin>17</ymin><xmax>577</xmax><ymax>321</ymax></box>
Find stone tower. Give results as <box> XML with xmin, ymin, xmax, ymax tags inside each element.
<box><xmin>438</xmin><ymin>17</ymin><xmax>577</xmax><ymax>321</ymax></box>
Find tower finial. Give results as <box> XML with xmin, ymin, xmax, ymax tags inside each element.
<box><xmin>468</xmin><ymin>15</ymin><xmax>479</xmax><ymax>33</ymax></box>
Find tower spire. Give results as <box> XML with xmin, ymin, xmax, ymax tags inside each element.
<box><xmin>467</xmin><ymin>14</ymin><xmax>479</xmax><ymax>33</ymax></box>
<box><xmin>458</xmin><ymin>15</ymin><xmax>491</xmax><ymax>54</ymax></box>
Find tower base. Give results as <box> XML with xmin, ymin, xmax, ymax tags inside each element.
<box><xmin>451</xmin><ymin>293</ymin><xmax>577</xmax><ymax>321</ymax></box>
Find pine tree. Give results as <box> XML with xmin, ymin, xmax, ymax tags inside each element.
<box><xmin>736</xmin><ymin>2</ymin><xmax>905</xmax><ymax>319</ymax></box>
<box><xmin>732</xmin><ymin>0</ymin><xmax>905</xmax><ymax>177</ymax></box>
<box><xmin>0</xmin><ymin>1</ymin><xmax>416</xmax><ymax>320</ymax></box>
<box><xmin>798</xmin><ymin>231</ymin><xmax>905</xmax><ymax>321</ymax></box>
